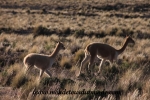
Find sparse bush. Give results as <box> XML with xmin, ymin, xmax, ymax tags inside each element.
<box><xmin>102</xmin><ymin>66</ymin><xmax>119</xmax><ymax>81</ymax></box>
<box><xmin>62</xmin><ymin>27</ymin><xmax>71</xmax><ymax>35</ymax></box>
<box><xmin>1</xmin><ymin>70</ymin><xmax>11</xmax><ymax>86</ymax></box>
<box><xmin>74</xmin><ymin>29</ymin><xmax>85</xmax><ymax>37</ymax></box>
<box><xmin>94</xmin><ymin>79</ymin><xmax>106</xmax><ymax>89</ymax></box>
<box><xmin>2</xmin><ymin>38</ymin><xmax>10</xmax><ymax>47</ymax></box>
<box><xmin>73</xmin><ymin>49</ymin><xmax>85</xmax><ymax>64</ymax></box>
<box><xmin>40</xmin><ymin>77</ymin><xmax>60</xmax><ymax>87</ymax></box>
<box><xmin>26</xmin><ymin>7</ymin><xmax>30</xmax><ymax>14</ymax></box>
<box><xmin>70</xmin><ymin>45</ymin><xmax>80</xmax><ymax>54</ymax></box>
<box><xmin>0</xmin><ymin>55</ymin><xmax>6</xmax><ymax>67</ymax></box>
<box><xmin>11</xmin><ymin>72</ymin><xmax>28</xmax><ymax>88</ymax></box>
<box><xmin>122</xmin><ymin>28</ymin><xmax>134</xmax><ymax>36</ymax></box>
<box><xmin>60</xmin><ymin>57</ymin><xmax>72</xmax><ymax>69</ymax></box>
<box><xmin>81</xmin><ymin>95</ymin><xmax>94</xmax><ymax>100</ymax></box>
<box><xmin>95</xmin><ymin>31</ymin><xmax>106</xmax><ymax>38</ymax></box>
<box><xmin>44</xmin><ymin>44</ymin><xmax>53</xmax><ymax>51</ymax></box>
<box><xmin>120</xmin><ymin>61</ymin><xmax>131</xmax><ymax>72</ymax></box>
<box><xmin>35</xmin><ymin>95</ymin><xmax>49</xmax><ymax>100</ymax></box>
<box><xmin>60</xmin><ymin>79</ymin><xmax>74</xmax><ymax>90</ymax></box>
<box><xmin>110</xmin><ymin>27</ymin><xmax>118</xmax><ymax>36</ymax></box>
<box><xmin>116</xmin><ymin>28</ymin><xmax>123</xmax><ymax>36</ymax></box>
<box><xmin>41</xmin><ymin>7</ymin><xmax>47</xmax><ymax>14</ymax></box>
<box><xmin>33</xmin><ymin>25</ymin><xmax>51</xmax><ymax>38</ymax></box>
<box><xmin>21</xmin><ymin>80</ymin><xmax>39</xmax><ymax>99</ymax></box>
<box><xmin>1</xmin><ymin>64</ymin><xmax>22</xmax><ymax>86</ymax></box>
<box><xmin>119</xmin><ymin>68</ymin><xmax>142</xmax><ymax>92</ymax></box>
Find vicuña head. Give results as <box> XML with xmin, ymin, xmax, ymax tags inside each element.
<box><xmin>78</xmin><ymin>36</ymin><xmax>135</xmax><ymax>76</ymax></box>
<box><xmin>23</xmin><ymin>41</ymin><xmax>65</xmax><ymax>79</ymax></box>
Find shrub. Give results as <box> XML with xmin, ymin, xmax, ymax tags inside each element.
<box><xmin>33</xmin><ymin>25</ymin><xmax>51</xmax><ymax>38</ymax></box>
<box><xmin>60</xmin><ymin>79</ymin><xmax>75</xmax><ymax>90</ymax></box>
<box><xmin>116</xmin><ymin>28</ymin><xmax>123</xmax><ymax>36</ymax></box>
<box><xmin>11</xmin><ymin>72</ymin><xmax>28</xmax><ymax>88</ymax></box>
<box><xmin>20</xmin><ymin>81</ymin><xmax>39</xmax><ymax>99</ymax></box>
<box><xmin>40</xmin><ymin>77</ymin><xmax>60</xmax><ymax>87</ymax></box>
<box><xmin>95</xmin><ymin>31</ymin><xmax>106</xmax><ymax>38</ymax></box>
<box><xmin>74</xmin><ymin>49</ymin><xmax>85</xmax><ymax>64</ymax></box>
<box><xmin>102</xmin><ymin>66</ymin><xmax>119</xmax><ymax>81</ymax></box>
<box><xmin>62</xmin><ymin>27</ymin><xmax>71</xmax><ymax>35</ymax></box>
<box><xmin>110</xmin><ymin>27</ymin><xmax>118</xmax><ymax>36</ymax></box>
<box><xmin>0</xmin><ymin>55</ymin><xmax>6</xmax><ymax>67</ymax></box>
<box><xmin>60</xmin><ymin>57</ymin><xmax>72</xmax><ymax>69</ymax></box>
<box><xmin>70</xmin><ymin>45</ymin><xmax>80</xmax><ymax>54</ymax></box>
<box><xmin>41</xmin><ymin>7</ymin><xmax>47</xmax><ymax>14</ymax></box>
<box><xmin>95</xmin><ymin>79</ymin><xmax>106</xmax><ymax>89</ymax></box>
<box><xmin>120</xmin><ymin>61</ymin><xmax>131</xmax><ymax>72</ymax></box>
<box><xmin>122</xmin><ymin>28</ymin><xmax>134</xmax><ymax>36</ymax></box>
<box><xmin>26</xmin><ymin>8</ymin><xmax>30</xmax><ymax>14</ymax></box>
<box><xmin>74</xmin><ymin>29</ymin><xmax>85</xmax><ymax>37</ymax></box>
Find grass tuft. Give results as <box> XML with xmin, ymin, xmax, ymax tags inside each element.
<box><xmin>74</xmin><ymin>50</ymin><xmax>85</xmax><ymax>67</ymax></box>
<box><xmin>33</xmin><ymin>25</ymin><xmax>51</xmax><ymax>38</ymax></box>
<box><xmin>74</xmin><ymin>29</ymin><xmax>85</xmax><ymax>38</ymax></box>
<box><xmin>11</xmin><ymin>72</ymin><xmax>28</xmax><ymax>88</ymax></box>
<box><xmin>60</xmin><ymin>57</ymin><xmax>72</xmax><ymax>69</ymax></box>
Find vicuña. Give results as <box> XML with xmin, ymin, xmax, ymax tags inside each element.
<box><xmin>78</xmin><ymin>36</ymin><xmax>135</xmax><ymax>76</ymax></box>
<box><xmin>23</xmin><ymin>41</ymin><xmax>65</xmax><ymax>79</ymax></box>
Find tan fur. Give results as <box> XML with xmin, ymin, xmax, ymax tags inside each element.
<box><xmin>79</xmin><ymin>36</ymin><xmax>135</xmax><ymax>76</ymax></box>
<box><xmin>23</xmin><ymin>42</ymin><xmax>65</xmax><ymax>79</ymax></box>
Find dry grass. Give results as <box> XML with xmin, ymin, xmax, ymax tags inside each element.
<box><xmin>1</xmin><ymin>33</ymin><xmax>149</xmax><ymax>99</ymax></box>
<box><xmin>0</xmin><ymin>0</ymin><xmax>150</xmax><ymax>100</ymax></box>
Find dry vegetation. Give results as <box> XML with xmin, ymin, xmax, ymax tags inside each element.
<box><xmin>0</xmin><ymin>0</ymin><xmax>150</xmax><ymax>100</ymax></box>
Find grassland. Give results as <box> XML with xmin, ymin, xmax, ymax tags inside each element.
<box><xmin>0</xmin><ymin>0</ymin><xmax>150</xmax><ymax>100</ymax></box>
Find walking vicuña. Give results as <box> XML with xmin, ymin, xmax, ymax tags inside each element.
<box><xmin>78</xmin><ymin>36</ymin><xmax>135</xmax><ymax>76</ymax></box>
<box><xmin>23</xmin><ymin>41</ymin><xmax>65</xmax><ymax>79</ymax></box>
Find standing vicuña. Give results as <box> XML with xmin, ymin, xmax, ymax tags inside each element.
<box><xmin>78</xmin><ymin>36</ymin><xmax>135</xmax><ymax>76</ymax></box>
<box><xmin>23</xmin><ymin>41</ymin><xmax>65</xmax><ymax>79</ymax></box>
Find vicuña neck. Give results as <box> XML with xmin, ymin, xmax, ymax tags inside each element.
<box><xmin>117</xmin><ymin>38</ymin><xmax>129</xmax><ymax>55</ymax></box>
<box><xmin>50</xmin><ymin>45</ymin><xmax>60</xmax><ymax>58</ymax></box>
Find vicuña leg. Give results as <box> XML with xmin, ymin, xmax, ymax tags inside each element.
<box><xmin>39</xmin><ymin>69</ymin><xmax>44</xmax><ymax>79</ymax></box>
<box><xmin>45</xmin><ymin>70</ymin><xmax>52</xmax><ymax>77</ymax></box>
<box><xmin>79</xmin><ymin>54</ymin><xmax>90</xmax><ymax>75</ymax></box>
<box><xmin>87</xmin><ymin>54</ymin><xmax>96</xmax><ymax>75</ymax></box>
<box><xmin>97</xmin><ymin>59</ymin><xmax>105</xmax><ymax>74</ymax></box>
<box><xmin>25</xmin><ymin>65</ymin><xmax>33</xmax><ymax>75</ymax></box>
